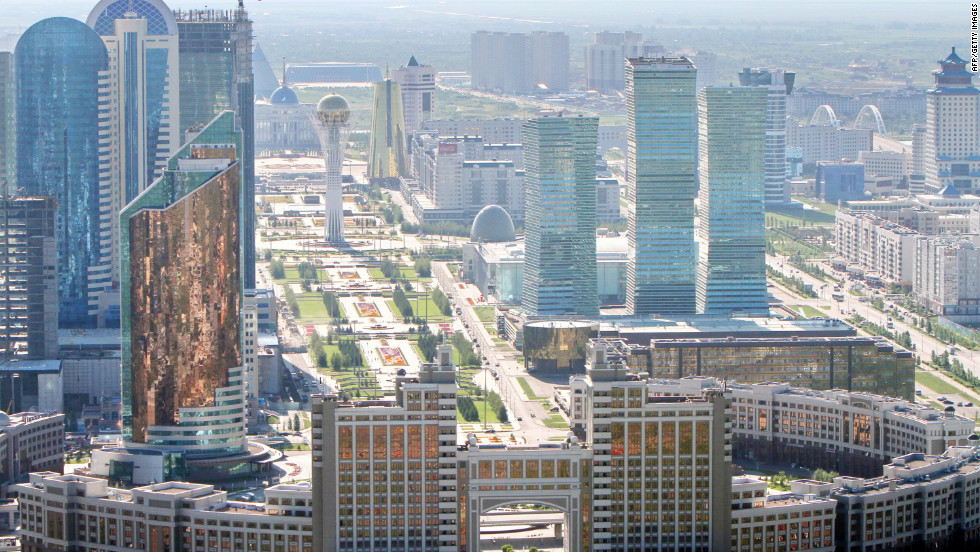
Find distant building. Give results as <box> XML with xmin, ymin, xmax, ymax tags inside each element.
<box><xmin>584</xmin><ymin>31</ymin><xmax>663</xmax><ymax>93</ymax></box>
<box><xmin>391</xmin><ymin>56</ymin><xmax>435</xmax><ymax>136</ymax></box>
<box><xmin>422</xmin><ymin>118</ymin><xmax>524</xmax><ymax>144</ymax></box>
<box><xmin>366</xmin><ymin>78</ymin><xmax>408</xmax><ymax>180</ymax></box>
<box><xmin>924</xmin><ymin>48</ymin><xmax>980</xmax><ymax>194</ymax></box>
<box><xmin>285</xmin><ymin>62</ymin><xmax>382</xmax><ymax>85</ymax></box>
<box><xmin>626</xmin><ymin>57</ymin><xmax>699</xmax><ymax>315</ymax></box>
<box><xmin>914</xmin><ymin>235</ymin><xmax>980</xmax><ymax>322</ymax></box>
<box><xmin>816</xmin><ymin>160</ymin><xmax>866</xmax><ymax>202</ymax></box>
<box><xmin>835</xmin><ymin>210</ymin><xmax>919</xmax><ymax>284</ymax></box>
<box><xmin>15</xmin><ymin>18</ymin><xmax>107</xmax><ymax>328</ymax></box>
<box><xmin>858</xmin><ymin>149</ymin><xmax>912</xmax><ymax>179</ymax></box>
<box><xmin>254</xmin><ymin>81</ymin><xmax>318</xmax><ymax>155</ymax></box>
<box><xmin>471</xmin><ymin>31</ymin><xmax>569</xmax><ymax>94</ymax></box>
<box><xmin>0</xmin><ymin>197</ymin><xmax>58</xmax><ymax>360</ymax></box>
<box><xmin>696</xmin><ymin>87</ymin><xmax>769</xmax><ymax>315</ymax></box>
<box><xmin>738</xmin><ymin>68</ymin><xmax>795</xmax><ymax>206</ymax></box>
<box><xmin>596</xmin><ymin>177</ymin><xmax>622</xmax><ymax>222</ymax></box>
<box><xmin>522</xmin><ymin>116</ymin><xmax>599</xmax><ymax>316</ymax></box>
<box><xmin>251</xmin><ymin>43</ymin><xmax>280</xmax><ymax>99</ymax></box>
<box><xmin>243</xmin><ymin>289</ymin><xmax>279</xmax><ymax>426</ymax></box>
<box><xmin>787</xmin><ymin>122</ymin><xmax>872</xmax><ymax>166</ymax></box>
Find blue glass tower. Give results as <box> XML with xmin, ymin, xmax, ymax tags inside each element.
<box><xmin>15</xmin><ymin>17</ymin><xmax>108</xmax><ymax>328</ymax></box>
<box><xmin>626</xmin><ymin>58</ymin><xmax>699</xmax><ymax>315</ymax></box>
<box><xmin>696</xmin><ymin>87</ymin><xmax>769</xmax><ymax>315</ymax></box>
<box><xmin>522</xmin><ymin>115</ymin><xmax>599</xmax><ymax>316</ymax></box>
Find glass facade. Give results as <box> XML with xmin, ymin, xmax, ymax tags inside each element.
<box><xmin>120</xmin><ymin>112</ymin><xmax>245</xmax><ymax>456</ymax></box>
<box><xmin>15</xmin><ymin>17</ymin><xmax>108</xmax><ymax>328</ymax></box>
<box><xmin>175</xmin><ymin>8</ymin><xmax>256</xmax><ymax>287</ymax></box>
<box><xmin>367</xmin><ymin>79</ymin><xmax>409</xmax><ymax>179</ymax></box>
<box><xmin>626</xmin><ymin>58</ymin><xmax>699</xmax><ymax>315</ymax></box>
<box><xmin>521</xmin><ymin>116</ymin><xmax>599</xmax><ymax>316</ymax></box>
<box><xmin>0</xmin><ymin>52</ymin><xmax>13</xmax><ymax>195</ymax></box>
<box><xmin>637</xmin><ymin>337</ymin><xmax>914</xmax><ymax>398</ymax></box>
<box><xmin>89</xmin><ymin>0</ymin><xmax>176</xmax><ymax>36</ymax></box>
<box><xmin>696</xmin><ymin>87</ymin><xmax>769</xmax><ymax>314</ymax></box>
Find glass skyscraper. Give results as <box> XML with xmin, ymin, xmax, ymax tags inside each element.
<box><xmin>120</xmin><ymin>111</ymin><xmax>245</xmax><ymax>457</ymax></box>
<box><xmin>626</xmin><ymin>58</ymin><xmax>698</xmax><ymax>315</ymax></box>
<box><xmin>0</xmin><ymin>52</ymin><xmax>13</xmax><ymax>195</ymax></box>
<box><xmin>522</xmin><ymin>115</ymin><xmax>599</xmax><ymax>316</ymax></box>
<box><xmin>696</xmin><ymin>87</ymin><xmax>769</xmax><ymax>315</ymax></box>
<box><xmin>87</xmin><ymin>0</ymin><xmax>180</xmax><ymax>327</ymax></box>
<box><xmin>175</xmin><ymin>6</ymin><xmax>256</xmax><ymax>288</ymax></box>
<box><xmin>15</xmin><ymin>17</ymin><xmax>108</xmax><ymax>328</ymax></box>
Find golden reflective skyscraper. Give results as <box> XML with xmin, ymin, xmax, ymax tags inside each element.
<box><xmin>367</xmin><ymin>78</ymin><xmax>409</xmax><ymax>180</ymax></box>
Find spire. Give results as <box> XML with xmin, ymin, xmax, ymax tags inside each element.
<box><xmin>408</xmin><ymin>55</ymin><xmax>419</xmax><ymax>67</ymax></box>
<box><xmin>282</xmin><ymin>57</ymin><xmax>287</xmax><ymax>87</ymax></box>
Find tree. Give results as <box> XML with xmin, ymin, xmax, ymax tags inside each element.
<box><xmin>812</xmin><ymin>469</ymin><xmax>839</xmax><ymax>482</ymax></box>
<box><xmin>501</xmin><ymin>546</ymin><xmax>514</xmax><ymax>552</ymax></box>
<box><xmin>294</xmin><ymin>414</ymin><xmax>301</xmax><ymax>431</ymax></box>
<box><xmin>331</xmin><ymin>353</ymin><xmax>343</xmax><ymax>371</ymax></box>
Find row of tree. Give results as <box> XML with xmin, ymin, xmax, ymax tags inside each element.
<box><xmin>431</xmin><ymin>287</ymin><xmax>452</xmax><ymax>316</ymax></box>
<box><xmin>393</xmin><ymin>285</ymin><xmax>414</xmax><ymax>318</ymax></box>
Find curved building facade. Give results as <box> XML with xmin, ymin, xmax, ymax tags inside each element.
<box><xmin>15</xmin><ymin>17</ymin><xmax>108</xmax><ymax>328</ymax></box>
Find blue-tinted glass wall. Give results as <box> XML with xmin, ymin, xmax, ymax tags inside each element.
<box><xmin>0</xmin><ymin>53</ymin><xmax>14</xmax><ymax>195</ymax></box>
<box><xmin>696</xmin><ymin>87</ymin><xmax>769</xmax><ymax>315</ymax></box>
<box><xmin>175</xmin><ymin>8</ymin><xmax>256</xmax><ymax>288</ymax></box>
<box><xmin>522</xmin><ymin>116</ymin><xmax>599</xmax><ymax>316</ymax></box>
<box><xmin>626</xmin><ymin>58</ymin><xmax>698</xmax><ymax>315</ymax></box>
<box><xmin>15</xmin><ymin>18</ymin><xmax>107</xmax><ymax>328</ymax></box>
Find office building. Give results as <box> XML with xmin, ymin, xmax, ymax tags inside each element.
<box><xmin>174</xmin><ymin>6</ymin><xmax>256</xmax><ymax>289</ymax></box>
<box><xmin>596</xmin><ymin>177</ymin><xmax>622</xmax><ymax>222</ymax></box>
<box><xmin>645</xmin><ymin>377</ymin><xmax>974</xmax><ymax>477</ymax></box>
<box><xmin>311</xmin><ymin>95</ymin><xmax>351</xmax><ymax>244</ymax></box>
<box><xmin>471</xmin><ymin>31</ymin><xmax>569</xmax><ymax>94</ymax></box>
<box><xmin>0</xmin><ymin>197</ymin><xmax>58</xmax><ymax>360</ymax></box>
<box><xmin>522</xmin><ymin>116</ymin><xmax>599</xmax><ymax>316</ymax></box>
<box><xmin>0</xmin><ymin>52</ymin><xmax>12</xmax><ymax>195</ymax></box>
<box><xmin>729</xmin><ymin>478</ymin><xmax>836</xmax><ymax>552</ymax></box>
<box><xmin>914</xmin><ymin>235</ymin><xmax>980</xmax><ymax>322</ymax></box>
<box><xmin>924</xmin><ymin>48</ymin><xmax>980</xmax><ymax>194</ymax></box>
<box><xmin>86</xmin><ymin>113</ymin><xmax>272</xmax><ymax>485</ymax></box>
<box><xmin>858</xmin><ymin>150</ymin><xmax>912</xmax><ymax>179</ymax></box>
<box><xmin>696</xmin><ymin>87</ymin><xmax>768</xmax><ymax>315</ymax></box>
<box><xmin>18</xmin><ymin>474</ymin><xmax>313</xmax><ymax>552</ymax></box>
<box><xmin>786</xmin><ymin>122</ymin><xmax>872</xmax><ymax>166</ymax></box>
<box><xmin>366</xmin><ymin>78</ymin><xmax>409</xmax><ymax>180</ymax></box>
<box><xmin>816</xmin><ymin>160</ymin><xmax>866</xmax><ymax>202</ymax></box>
<box><xmin>830</xmin><ymin>447</ymin><xmax>980</xmax><ymax>550</ymax></box>
<box><xmin>0</xmin><ymin>412</ymin><xmax>64</xmax><ymax>496</ymax></box>
<box><xmin>835</xmin><ymin>210</ymin><xmax>919</xmax><ymax>284</ymax></box>
<box><xmin>422</xmin><ymin>118</ymin><xmax>525</xmax><ymax>144</ymax></box>
<box><xmin>614</xmin><ymin>333</ymin><xmax>914</xmax><ymax>399</ymax></box>
<box><xmin>737</xmin><ymin>68</ymin><xmax>795</xmax><ymax>206</ymax></box>
<box><xmin>14</xmin><ymin>18</ymin><xmax>107</xmax><ymax>328</ymax></box>
<box><xmin>626</xmin><ymin>57</ymin><xmax>698</xmax><ymax>315</ymax></box>
<box><xmin>391</xmin><ymin>56</ymin><xmax>435</xmax><ymax>136</ymax></box>
<box><xmin>87</xmin><ymin>0</ymin><xmax>181</xmax><ymax>327</ymax></box>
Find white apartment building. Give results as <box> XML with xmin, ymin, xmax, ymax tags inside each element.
<box><xmin>786</xmin><ymin>123</ymin><xmax>872</xmax><ymax>165</ymax></box>
<box><xmin>835</xmin><ymin>210</ymin><xmax>919</xmax><ymax>283</ymax></box>
<box><xmin>914</xmin><ymin>235</ymin><xmax>980</xmax><ymax>321</ymax></box>
<box><xmin>422</xmin><ymin>118</ymin><xmax>525</xmax><ymax>144</ymax></box>
<box><xmin>17</xmin><ymin>474</ymin><xmax>313</xmax><ymax>552</ymax></box>
<box><xmin>858</xmin><ymin>150</ymin><xmax>912</xmax><ymax>178</ymax></box>
<box><xmin>391</xmin><ymin>56</ymin><xmax>435</xmax><ymax>136</ymax></box>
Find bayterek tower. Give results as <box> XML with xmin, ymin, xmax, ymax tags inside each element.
<box><xmin>311</xmin><ymin>94</ymin><xmax>351</xmax><ymax>244</ymax></box>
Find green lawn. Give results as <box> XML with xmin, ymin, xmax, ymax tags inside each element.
<box><xmin>542</xmin><ymin>414</ymin><xmax>569</xmax><ymax>429</ymax></box>
<box><xmin>458</xmin><ymin>398</ymin><xmax>502</xmax><ymax>424</ymax></box>
<box><xmin>916</xmin><ymin>371</ymin><xmax>980</xmax><ymax>404</ymax></box>
<box><xmin>766</xmin><ymin>207</ymin><xmax>835</xmax><ymax>227</ymax></box>
<box><xmin>369</xmin><ymin>267</ymin><xmax>426</xmax><ymax>282</ymax></box>
<box><xmin>790</xmin><ymin>305</ymin><xmax>827</xmax><ymax>319</ymax></box>
<box><xmin>517</xmin><ymin>377</ymin><xmax>544</xmax><ymax>400</ymax></box>
<box><xmin>278</xmin><ymin>266</ymin><xmax>330</xmax><ymax>282</ymax></box>
<box><xmin>295</xmin><ymin>295</ymin><xmax>331</xmax><ymax>320</ymax></box>
<box><xmin>473</xmin><ymin>306</ymin><xmax>496</xmax><ymax>323</ymax></box>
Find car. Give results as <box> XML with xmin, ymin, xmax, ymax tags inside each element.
<box><xmin>958</xmin><ymin>402</ymin><xmax>964</xmax><ymax>407</ymax></box>
<box><xmin>549</xmin><ymin>406</ymin><xmax>560</xmax><ymax>413</ymax></box>
<box><xmin>967</xmin><ymin>403</ymin><xmax>974</xmax><ymax>407</ymax></box>
<box><xmin>915</xmin><ymin>390</ymin><xmax>923</xmax><ymax>396</ymax></box>
<box><xmin>516</xmin><ymin>416</ymin><xmax>523</xmax><ymax>421</ymax></box>
<box><xmin>938</xmin><ymin>397</ymin><xmax>948</xmax><ymax>402</ymax></box>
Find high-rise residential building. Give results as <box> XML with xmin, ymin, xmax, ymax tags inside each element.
<box><xmin>737</xmin><ymin>68</ymin><xmax>795</xmax><ymax>206</ymax></box>
<box><xmin>696</xmin><ymin>86</ymin><xmax>768</xmax><ymax>315</ymax></box>
<box><xmin>366</xmin><ymin>78</ymin><xmax>409</xmax><ymax>180</ymax></box>
<box><xmin>584</xmin><ymin>31</ymin><xmax>664</xmax><ymax>94</ymax></box>
<box><xmin>174</xmin><ymin>6</ymin><xmax>256</xmax><ymax>289</ymax></box>
<box><xmin>88</xmin><ymin>112</ymin><xmax>249</xmax><ymax>485</ymax></box>
<box><xmin>0</xmin><ymin>52</ymin><xmax>13</xmax><ymax>195</ymax></box>
<box><xmin>391</xmin><ymin>55</ymin><xmax>435</xmax><ymax>136</ymax></box>
<box><xmin>14</xmin><ymin>17</ymin><xmax>108</xmax><ymax>328</ymax></box>
<box><xmin>471</xmin><ymin>31</ymin><xmax>569</xmax><ymax>94</ymax></box>
<box><xmin>522</xmin><ymin>115</ymin><xmax>599</xmax><ymax>316</ymax></box>
<box><xmin>626</xmin><ymin>57</ymin><xmax>698</xmax><ymax>315</ymax></box>
<box><xmin>0</xmin><ymin>197</ymin><xmax>58</xmax><ymax>360</ymax></box>
<box><xmin>924</xmin><ymin>48</ymin><xmax>980</xmax><ymax>194</ymax></box>
<box><xmin>87</xmin><ymin>0</ymin><xmax>181</xmax><ymax>327</ymax></box>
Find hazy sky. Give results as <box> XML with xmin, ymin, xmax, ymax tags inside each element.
<box><xmin>0</xmin><ymin>0</ymin><xmax>968</xmax><ymax>30</ymax></box>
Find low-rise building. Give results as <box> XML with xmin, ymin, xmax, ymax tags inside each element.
<box><xmin>17</xmin><ymin>473</ymin><xmax>313</xmax><ymax>552</ymax></box>
<box><xmin>730</xmin><ymin>478</ymin><xmax>836</xmax><ymax>552</ymax></box>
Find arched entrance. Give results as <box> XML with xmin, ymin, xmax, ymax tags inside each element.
<box><xmin>476</xmin><ymin>499</ymin><xmax>574</xmax><ymax>552</ymax></box>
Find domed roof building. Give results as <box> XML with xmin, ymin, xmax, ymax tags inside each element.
<box><xmin>470</xmin><ymin>205</ymin><xmax>516</xmax><ymax>243</ymax></box>
<box><xmin>269</xmin><ymin>84</ymin><xmax>299</xmax><ymax>105</ymax></box>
